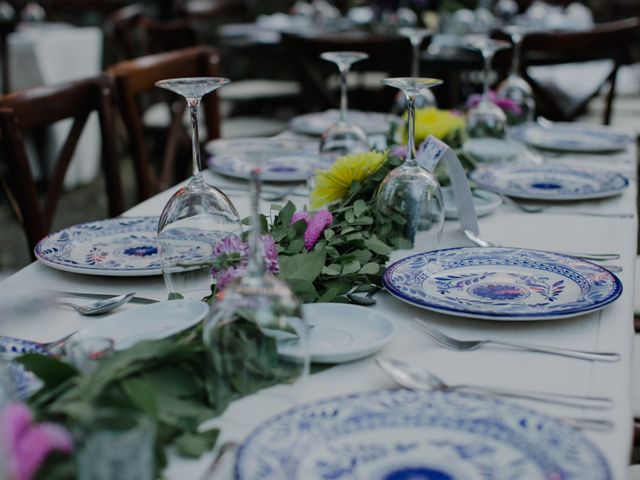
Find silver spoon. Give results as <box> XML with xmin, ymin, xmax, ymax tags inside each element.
<box><xmin>376</xmin><ymin>356</ymin><xmax>613</xmax><ymax>411</ymax></box>
<box><xmin>347</xmin><ymin>286</ymin><xmax>382</xmax><ymax>306</ymax></box>
<box><xmin>55</xmin><ymin>292</ymin><xmax>136</xmax><ymax>316</ymax></box>
<box><xmin>463</xmin><ymin>229</ymin><xmax>621</xmax><ymax>263</ymax></box>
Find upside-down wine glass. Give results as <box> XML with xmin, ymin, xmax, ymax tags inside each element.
<box><xmin>202</xmin><ymin>169</ymin><xmax>309</xmax><ymax>422</ymax></box>
<box><xmin>376</xmin><ymin>78</ymin><xmax>445</xmax><ymax>247</ymax></box>
<box><xmin>497</xmin><ymin>25</ymin><xmax>535</xmax><ymax>124</ymax></box>
<box><xmin>392</xmin><ymin>27</ymin><xmax>437</xmax><ymax>115</ymax></box>
<box><xmin>156</xmin><ymin>77</ymin><xmax>242</xmax><ymax>301</ymax></box>
<box><xmin>463</xmin><ymin>37</ymin><xmax>512</xmax><ymax>162</ymax></box>
<box><xmin>319</xmin><ymin>51</ymin><xmax>370</xmax><ymax>160</ymax></box>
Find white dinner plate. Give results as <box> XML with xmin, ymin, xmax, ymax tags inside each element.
<box><xmin>289</xmin><ymin>109</ymin><xmax>399</xmax><ymax>136</ymax></box>
<box><xmin>70</xmin><ymin>300</ymin><xmax>208</xmax><ymax>350</ymax></box>
<box><xmin>510</xmin><ymin>121</ymin><xmax>633</xmax><ymax>152</ymax></box>
<box><xmin>292</xmin><ymin>303</ymin><xmax>394</xmax><ymax>363</ymax></box>
<box><xmin>235</xmin><ymin>389</ymin><xmax>610</xmax><ymax>480</ymax></box>
<box><xmin>442</xmin><ymin>187</ymin><xmax>502</xmax><ymax>219</ymax></box>
<box><xmin>383</xmin><ymin>247</ymin><xmax>622</xmax><ymax>321</ymax></box>
<box><xmin>462</xmin><ymin>137</ymin><xmax>522</xmax><ymax>163</ymax></box>
<box><xmin>469</xmin><ymin>163</ymin><xmax>629</xmax><ymax>201</ymax></box>
<box><xmin>206</xmin><ymin>137</ymin><xmax>322</xmax><ymax>182</ymax></box>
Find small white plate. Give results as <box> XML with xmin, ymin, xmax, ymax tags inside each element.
<box><xmin>293</xmin><ymin>303</ymin><xmax>394</xmax><ymax>363</ymax></box>
<box><xmin>443</xmin><ymin>187</ymin><xmax>502</xmax><ymax>219</ymax></box>
<box><xmin>510</xmin><ymin>122</ymin><xmax>633</xmax><ymax>152</ymax></box>
<box><xmin>71</xmin><ymin>300</ymin><xmax>208</xmax><ymax>350</ymax></box>
<box><xmin>462</xmin><ymin>138</ymin><xmax>522</xmax><ymax>163</ymax></box>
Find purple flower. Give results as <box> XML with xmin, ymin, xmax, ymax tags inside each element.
<box><xmin>291</xmin><ymin>211</ymin><xmax>311</xmax><ymax>225</ymax></box>
<box><xmin>466</xmin><ymin>90</ymin><xmax>522</xmax><ymax>115</ymax></box>
<box><xmin>390</xmin><ymin>144</ymin><xmax>407</xmax><ymax>160</ymax></box>
<box><xmin>0</xmin><ymin>403</ymin><xmax>73</xmax><ymax>480</ymax></box>
<box><xmin>216</xmin><ymin>265</ymin><xmax>248</xmax><ymax>291</ymax></box>
<box><xmin>260</xmin><ymin>235</ymin><xmax>279</xmax><ymax>274</ymax></box>
<box><xmin>304</xmin><ymin>210</ymin><xmax>333</xmax><ymax>250</ymax></box>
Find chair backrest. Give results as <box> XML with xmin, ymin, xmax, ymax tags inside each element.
<box><xmin>107</xmin><ymin>45</ymin><xmax>222</xmax><ymax>201</ymax></box>
<box><xmin>518</xmin><ymin>17</ymin><xmax>640</xmax><ymax>124</ymax></box>
<box><xmin>281</xmin><ymin>32</ymin><xmax>413</xmax><ymax>113</ymax></box>
<box><xmin>179</xmin><ymin>0</ymin><xmax>256</xmax><ymax>24</ymax></box>
<box><xmin>104</xmin><ymin>3</ymin><xmax>146</xmax><ymax>63</ymax></box>
<box><xmin>138</xmin><ymin>17</ymin><xmax>202</xmax><ymax>54</ymax></box>
<box><xmin>0</xmin><ymin>74</ymin><xmax>124</xmax><ymax>258</ymax></box>
<box><xmin>0</xmin><ymin>19</ymin><xmax>16</xmax><ymax>95</ymax></box>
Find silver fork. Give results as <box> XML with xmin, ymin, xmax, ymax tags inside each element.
<box><xmin>412</xmin><ymin>319</ymin><xmax>620</xmax><ymax>362</ymax></box>
<box><xmin>501</xmin><ymin>195</ymin><xmax>634</xmax><ymax>218</ymax></box>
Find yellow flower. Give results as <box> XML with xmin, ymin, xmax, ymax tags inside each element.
<box><xmin>310</xmin><ymin>151</ymin><xmax>386</xmax><ymax>209</ymax></box>
<box><xmin>402</xmin><ymin>107</ymin><xmax>465</xmax><ymax>144</ymax></box>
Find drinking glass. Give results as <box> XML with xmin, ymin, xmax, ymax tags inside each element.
<box><xmin>497</xmin><ymin>25</ymin><xmax>535</xmax><ymax>124</ymax></box>
<box><xmin>463</xmin><ymin>37</ymin><xmax>512</xmax><ymax>162</ymax></box>
<box><xmin>65</xmin><ymin>337</ymin><xmax>114</xmax><ymax>374</ymax></box>
<box><xmin>202</xmin><ymin>170</ymin><xmax>309</xmax><ymax>417</ymax></box>
<box><xmin>76</xmin><ymin>409</ymin><xmax>155</xmax><ymax>480</ymax></box>
<box><xmin>376</xmin><ymin>78</ymin><xmax>445</xmax><ymax>247</ymax></box>
<box><xmin>392</xmin><ymin>27</ymin><xmax>437</xmax><ymax>115</ymax></box>
<box><xmin>318</xmin><ymin>51</ymin><xmax>370</xmax><ymax>160</ymax></box>
<box><xmin>156</xmin><ymin>78</ymin><xmax>242</xmax><ymax>301</ymax></box>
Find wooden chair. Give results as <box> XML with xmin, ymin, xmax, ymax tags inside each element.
<box><xmin>0</xmin><ymin>74</ymin><xmax>124</xmax><ymax>258</ymax></box>
<box><xmin>518</xmin><ymin>17</ymin><xmax>640</xmax><ymax>124</ymax></box>
<box><xmin>138</xmin><ymin>16</ymin><xmax>202</xmax><ymax>54</ymax></box>
<box><xmin>104</xmin><ymin>3</ymin><xmax>146</xmax><ymax>64</ymax></box>
<box><xmin>178</xmin><ymin>0</ymin><xmax>256</xmax><ymax>26</ymax></box>
<box><xmin>281</xmin><ymin>32</ymin><xmax>413</xmax><ymax>113</ymax></box>
<box><xmin>0</xmin><ymin>19</ymin><xmax>16</xmax><ymax>95</ymax></box>
<box><xmin>108</xmin><ymin>46</ymin><xmax>222</xmax><ymax>201</ymax></box>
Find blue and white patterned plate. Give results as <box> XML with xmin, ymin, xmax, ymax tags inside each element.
<box><xmin>206</xmin><ymin>137</ymin><xmax>322</xmax><ymax>182</ymax></box>
<box><xmin>383</xmin><ymin>247</ymin><xmax>622</xmax><ymax>321</ymax></box>
<box><xmin>0</xmin><ymin>336</ymin><xmax>47</xmax><ymax>400</ymax></box>
<box><xmin>235</xmin><ymin>389</ymin><xmax>610</xmax><ymax>480</ymax></box>
<box><xmin>289</xmin><ymin>109</ymin><xmax>399</xmax><ymax>136</ymax></box>
<box><xmin>470</xmin><ymin>163</ymin><xmax>629</xmax><ymax>201</ymax></box>
<box><xmin>510</xmin><ymin>122</ymin><xmax>633</xmax><ymax>152</ymax></box>
<box><xmin>35</xmin><ymin>217</ymin><xmax>217</xmax><ymax>277</ymax></box>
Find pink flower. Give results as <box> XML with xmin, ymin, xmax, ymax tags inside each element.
<box><xmin>303</xmin><ymin>210</ymin><xmax>333</xmax><ymax>250</ymax></box>
<box><xmin>216</xmin><ymin>265</ymin><xmax>248</xmax><ymax>291</ymax></box>
<box><xmin>466</xmin><ymin>90</ymin><xmax>522</xmax><ymax>115</ymax></box>
<box><xmin>291</xmin><ymin>211</ymin><xmax>311</xmax><ymax>225</ymax></box>
<box><xmin>260</xmin><ymin>235</ymin><xmax>279</xmax><ymax>275</ymax></box>
<box><xmin>0</xmin><ymin>403</ymin><xmax>73</xmax><ymax>480</ymax></box>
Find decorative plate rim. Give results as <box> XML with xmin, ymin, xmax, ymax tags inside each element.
<box><xmin>234</xmin><ymin>388</ymin><xmax>611</xmax><ymax>480</ymax></box>
<box><xmin>288</xmin><ymin>109</ymin><xmax>399</xmax><ymax>135</ymax></box>
<box><xmin>382</xmin><ymin>246</ymin><xmax>622</xmax><ymax>321</ymax></box>
<box><xmin>34</xmin><ymin>216</ymin><xmax>162</xmax><ymax>277</ymax></box>
<box><xmin>469</xmin><ymin>163</ymin><xmax>629</xmax><ymax>201</ymax></box>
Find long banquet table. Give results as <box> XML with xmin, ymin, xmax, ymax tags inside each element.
<box><xmin>0</xmin><ymin>141</ymin><xmax>638</xmax><ymax>478</ymax></box>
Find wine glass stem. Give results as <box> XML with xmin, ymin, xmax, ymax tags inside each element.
<box><xmin>410</xmin><ymin>38</ymin><xmax>421</xmax><ymax>77</ymax></box>
<box><xmin>188</xmin><ymin>98</ymin><xmax>202</xmax><ymax>181</ymax></box>
<box><xmin>248</xmin><ymin>170</ymin><xmax>264</xmax><ymax>275</ymax></box>
<box><xmin>338</xmin><ymin>64</ymin><xmax>349</xmax><ymax>123</ymax></box>
<box><xmin>510</xmin><ymin>34</ymin><xmax>523</xmax><ymax>76</ymax></box>
<box><xmin>405</xmin><ymin>93</ymin><xmax>417</xmax><ymax>167</ymax></box>
<box><xmin>481</xmin><ymin>50</ymin><xmax>495</xmax><ymax>102</ymax></box>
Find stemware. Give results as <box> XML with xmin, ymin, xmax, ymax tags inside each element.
<box><xmin>376</xmin><ymin>77</ymin><xmax>444</xmax><ymax>247</ymax></box>
<box><xmin>463</xmin><ymin>37</ymin><xmax>512</xmax><ymax>162</ymax></box>
<box><xmin>202</xmin><ymin>169</ymin><xmax>309</xmax><ymax>416</ymax></box>
<box><xmin>156</xmin><ymin>78</ymin><xmax>242</xmax><ymax>301</ymax></box>
<box><xmin>497</xmin><ymin>25</ymin><xmax>535</xmax><ymax>124</ymax></box>
<box><xmin>318</xmin><ymin>51</ymin><xmax>370</xmax><ymax>160</ymax></box>
<box><xmin>392</xmin><ymin>27</ymin><xmax>437</xmax><ymax>115</ymax></box>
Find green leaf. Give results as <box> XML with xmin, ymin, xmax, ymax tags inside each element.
<box><xmin>358</xmin><ymin>262</ymin><xmax>380</xmax><ymax>275</ymax></box>
<box><xmin>276</xmin><ymin>201</ymin><xmax>296</xmax><ymax>226</ymax></box>
<box><xmin>121</xmin><ymin>378</ymin><xmax>158</xmax><ymax>418</ymax></box>
<box><xmin>175</xmin><ymin>429</ymin><xmax>219</xmax><ymax>458</ymax></box>
<box><xmin>16</xmin><ymin>354</ymin><xmax>78</xmax><ymax>389</ymax></box>
<box><xmin>364</xmin><ymin>237</ymin><xmax>392</xmax><ymax>255</ymax></box>
<box><xmin>285</xmin><ymin>238</ymin><xmax>305</xmax><ymax>254</ymax></box>
<box><xmin>168</xmin><ymin>292</ymin><xmax>184</xmax><ymax>300</ymax></box>
<box><xmin>353</xmin><ymin>199</ymin><xmax>367</xmax><ymax>217</ymax></box>
<box><xmin>341</xmin><ymin>260</ymin><xmax>361</xmax><ymax>275</ymax></box>
<box><xmin>278</xmin><ymin>249</ymin><xmax>326</xmax><ymax>283</ymax></box>
<box><xmin>322</xmin><ymin>264</ymin><xmax>341</xmax><ymax>276</ymax></box>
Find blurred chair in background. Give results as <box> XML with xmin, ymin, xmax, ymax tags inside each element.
<box><xmin>108</xmin><ymin>46</ymin><xmax>222</xmax><ymax>201</ymax></box>
<box><xmin>281</xmin><ymin>31</ymin><xmax>412</xmax><ymax>113</ymax></box>
<box><xmin>0</xmin><ymin>74</ymin><xmax>123</xmax><ymax>257</ymax></box>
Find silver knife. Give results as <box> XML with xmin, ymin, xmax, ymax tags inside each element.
<box><xmin>51</xmin><ymin>291</ymin><xmax>159</xmax><ymax>304</ymax></box>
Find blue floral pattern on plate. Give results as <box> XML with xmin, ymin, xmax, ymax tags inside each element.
<box><xmin>510</xmin><ymin>122</ymin><xmax>633</xmax><ymax>152</ymax></box>
<box><xmin>0</xmin><ymin>336</ymin><xmax>47</xmax><ymax>400</ymax></box>
<box><xmin>34</xmin><ymin>217</ymin><xmax>218</xmax><ymax>277</ymax></box>
<box><xmin>470</xmin><ymin>163</ymin><xmax>628</xmax><ymax>201</ymax></box>
<box><xmin>382</xmin><ymin>247</ymin><xmax>622</xmax><ymax>320</ymax></box>
<box><xmin>235</xmin><ymin>389</ymin><xmax>610</xmax><ymax>480</ymax></box>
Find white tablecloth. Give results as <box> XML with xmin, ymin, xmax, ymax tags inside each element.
<box><xmin>0</xmin><ymin>145</ymin><xmax>637</xmax><ymax>478</ymax></box>
<box><xmin>9</xmin><ymin>23</ymin><xmax>102</xmax><ymax>187</ymax></box>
